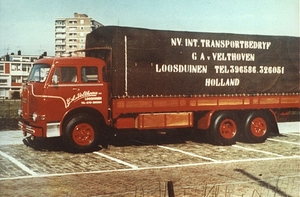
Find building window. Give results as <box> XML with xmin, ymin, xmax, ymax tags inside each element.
<box><xmin>56</xmin><ymin>46</ymin><xmax>65</xmax><ymax>50</ymax></box>
<box><xmin>80</xmin><ymin>19</ymin><xmax>84</xmax><ymax>24</ymax></box>
<box><xmin>69</xmin><ymin>39</ymin><xmax>77</xmax><ymax>43</ymax></box>
<box><xmin>69</xmin><ymin>33</ymin><xmax>77</xmax><ymax>36</ymax></box>
<box><xmin>0</xmin><ymin>64</ymin><xmax>4</xmax><ymax>73</ymax></box>
<box><xmin>22</xmin><ymin>64</ymin><xmax>31</xmax><ymax>73</ymax></box>
<box><xmin>0</xmin><ymin>78</ymin><xmax>8</xmax><ymax>84</ymax></box>
<box><xmin>56</xmin><ymin>39</ymin><xmax>65</xmax><ymax>44</ymax></box>
<box><xmin>55</xmin><ymin>20</ymin><xmax>66</xmax><ymax>26</ymax></box>
<box><xmin>11</xmin><ymin>76</ymin><xmax>22</xmax><ymax>83</ymax></box>
<box><xmin>69</xmin><ymin>20</ymin><xmax>77</xmax><ymax>24</ymax></box>
<box><xmin>22</xmin><ymin>66</ymin><xmax>27</xmax><ymax>72</ymax></box>
<box><xmin>30</xmin><ymin>57</ymin><xmax>38</xmax><ymax>62</ymax></box>
<box><xmin>11</xmin><ymin>63</ymin><xmax>21</xmax><ymax>71</ymax></box>
<box><xmin>55</xmin><ymin>33</ymin><xmax>66</xmax><ymax>38</ymax></box>
<box><xmin>55</xmin><ymin>27</ymin><xmax>66</xmax><ymax>32</ymax></box>
<box><xmin>12</xmin><ymin>57</ymin><xmax>21</xmax><ymax>62</ymax></box>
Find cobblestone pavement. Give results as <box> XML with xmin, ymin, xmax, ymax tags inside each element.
<box><xmin>0</xmin><ymin>122</ymin><xmax>299</xmax><ymax>196</ymax></box>
<box><xmin>0</xmin><ymin>157</ymin><xmax>299</xmax><ymax>196</ymax></box>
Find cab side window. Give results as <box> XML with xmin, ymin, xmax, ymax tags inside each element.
<box><xmin>81</xmin><ymin>67</ymin><xmax>98</xmax><ymax>82</ymax></box>
<box><xmin>54</xmin><ymin>67</ymin><xmax>77</xmax><ymax>83</ymax></box>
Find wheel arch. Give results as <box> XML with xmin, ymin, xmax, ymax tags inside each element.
<box><xmin>265</xmin><ymin>109</ymin><xmax>279</xmax><ymax>134</ymax></box>
<box><xmin>196</xmin><ymin>110</ymin><xmax>244</xmax><ymax>130</ymax></box>
<box><xmin>196</xmin><ymin>110</ymin><xmax>215</xmax><ymax>130</ymax></box>
<box><xmin>61</xmin><ymin>107</ymin><xmax>106</xmax><ymax>133</ymax></box>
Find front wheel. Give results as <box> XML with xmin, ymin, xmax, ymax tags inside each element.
<box><xmin>243</xmin><ymin>111</ymin><xmax>271</xmax><ymax>143</ymax></box>
<box><xmin>63</xmin><ymin>114</ymin><xmax>100</xmax><ymax>152</ymax></box>
<box><xmin>210</xmin><ymin>111</ymin><xmax>240</xmax><ymax>145</ymax></box>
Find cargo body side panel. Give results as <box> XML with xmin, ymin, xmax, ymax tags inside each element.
<box><xmin>86</xmin><ymin>26</ymin><xmax>299</xmax><ymax>98</ymax></box>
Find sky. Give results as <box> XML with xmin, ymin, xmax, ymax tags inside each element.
<box><xmin>0</xmin><ymin>0</ymin><xmax>299</xmax><ymax>56</ymax></box>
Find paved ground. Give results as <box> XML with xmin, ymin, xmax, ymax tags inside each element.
<box><xmin>0</xmin><ymin>122</ymin><xmax>299</xmax><ymax>196</ymax></box>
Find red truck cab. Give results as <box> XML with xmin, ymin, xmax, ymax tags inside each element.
<box><xmin>19</xmin><ymin>57</ymin><xmax>109</xmax><ymax>152</ymax></box>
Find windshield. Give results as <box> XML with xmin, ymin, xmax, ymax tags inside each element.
<box><xmin>28</xmin><ymin>64</ymin><xmax>51</xmax><ymax>82</ymax></box>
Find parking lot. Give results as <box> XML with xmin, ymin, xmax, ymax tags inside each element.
<box><xmin>0</xmin><ymin>122</ymin><xmax>299</xmax><ymax>196</ymax></box>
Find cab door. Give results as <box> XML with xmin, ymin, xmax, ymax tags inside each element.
<box><xmin>45</xmin><ymin>64</ymin><xmax>108</xmax><ymax>123</ymax></box>
<box><xmin>79</xmin><ymin>65</ymin><xmax>108</xmax><ymax>112</ymax></box>
<box><xmin>44</xmin><ymin>66</ymin><xmax>79</xmax><ymax>122</ymax></box>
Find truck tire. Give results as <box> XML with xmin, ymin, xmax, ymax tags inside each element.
<box><xmin>210</xmin><ymin>111</ymin><xmax>240</xmax><ymax>145</ymax></box>
<box><xmin>243</xmin><ymin>111</ymin><xmax>270</xmax><ymax>143</ymax></box>
<box><xmin>63</xmin><ymin>114</ymin><xmax>100</xmax><ymax>153</ymax></box>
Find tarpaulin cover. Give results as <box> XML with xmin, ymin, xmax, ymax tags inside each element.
<box><xmin>86</xmin><ymin>26</ymin><xmax>299</xmax><ymax>97</ymax></box>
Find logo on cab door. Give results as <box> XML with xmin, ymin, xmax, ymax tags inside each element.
<box><xmin>66</xmin><ymin>91</ymin><xmax>102</xmax><ymax>107</ymax></box>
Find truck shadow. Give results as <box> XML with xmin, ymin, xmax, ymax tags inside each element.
<box><xmin>23</xmin><ymin>128</ymin><xmax>210</xmax><ymax>152</ymax></box>
<box><xmin>105</xmin><ymin>128</ymin><xmax>209</xmax><ymax>147</ymax></box>
<box><xmin>23</xmin><ymin>136</ymin><xmax>67</xmax><ymax>152</ymax></box>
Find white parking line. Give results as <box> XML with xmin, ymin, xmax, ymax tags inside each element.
<box><xmin>267</xmin><ymin>138</ymin><xmax>300</xmax><ymax>145</ymax></box>
<box><xmin>0</xmin><ymin>150</ymin><xmax>37</xmax><ymax>176</ymax></box>
<box><xmin>93</xmin><ymin>152</ymin><xmax>138</xmax><ymax>169</ymax></box>
<box><xmin>232</xmin><ymin>145</ymin><xmax>284</xmax><ymax>157</ymax></box>
<box><xmin>285</xmin><ymin>133</ymin><xmax>300</xmax><ymax>136</ymax></box>
<box><xmin>1</xmin><ymin>155</ymin><xmax>299</xmax><ymax>181</ymax></box>
<box><xmin>158</xmin><ymin>145</ymin><xmax>219</xmax><ymax>162</ymax></box>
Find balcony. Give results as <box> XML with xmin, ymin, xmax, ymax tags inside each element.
<box><xmin>21</xmin><ymin>57</ymin><xmax>32</xmax><ymax>62</ymax></box>
<box><xmin>12</xmin><ymin>57</ymin><xmax>21</xmax><ymax>62</ymax></box>
<box><xmin>55</xmin><ymin>34</ymin><xmax>66</xmax><ymax>39</ymax></box>
<box><xmin>55</xmin><ymin>20</ymin><xmax>66</xmax><ymax>26</ymax></box>
<box><xmin>55</xmin><ymin>28</ymin><xmax>66</xmax><ymax>33</ymax></box>
<box><xmin>55</xmin><ymin>41</ymin><xmax>66</xmax><ymax>46</ymax></box>
<box><xmin>55</xmin><ymin>47</ymin><xmax>66</xmax><ymax>52</ymax></box>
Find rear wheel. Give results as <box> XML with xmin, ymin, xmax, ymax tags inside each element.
<box><xmin>63</xmin><ymin>114</ymin><xmax>100</xmax><ymax>152</ymax></box>
<box><xmin>243</xmin><ymin>111</ymin><xmax>270</xmax><ymax>143</ymax></box>
<box><xmin>210</xmin><ymin>111</ymin><xmax>240</xmax><ymax>145</ymax></box>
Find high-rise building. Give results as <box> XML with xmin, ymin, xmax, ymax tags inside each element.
<box><xmin>55</xmin><ymin>13</ymin><xmax>103</xmax><ymax>57</ymax></box>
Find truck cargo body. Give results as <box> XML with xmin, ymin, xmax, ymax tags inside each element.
<box><xmin>86</xmin><ymin>26</ymin><xmax>299</xmax><ymax>142</ymax></box>
<box><xmin>86</xmin><ymin>26</ymin><xmax>299</xmax><ymax>97</ymax></box>
<box><xmin>19</xmin><ymin>26</ymin><xmax>299</xmax><ymax>152</ymax></box>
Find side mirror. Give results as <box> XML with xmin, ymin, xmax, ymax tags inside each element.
<box><xmin>52</xmin><ymin>75</ymin><xmax>58</xmax><ymax>84</ymax></box>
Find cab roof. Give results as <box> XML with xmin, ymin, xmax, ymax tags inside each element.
<box><xmin>34</xmin><ymin>56</ymin><xmax>105</xmax><ymax>66</ymax></box>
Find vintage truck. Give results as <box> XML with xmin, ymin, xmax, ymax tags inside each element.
<box><xmin>19</xmin><ymin>26</ymin><xmax>299</xmax><ymax>152</ymax></box>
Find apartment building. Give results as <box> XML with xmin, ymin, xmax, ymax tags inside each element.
<box><xmin>0</xmin><ymin>13</ymin><xmax>102</xmax><ymax>99</ymax></box>
<box><xmin>55</xmin><ymin>13</ymin><xmax>103</xmax><ymax>57</ymax></box>
<box><xmin>0</xmin><ymin>51</ymin><xmax>47</xmax><ymax>99</ymax></box>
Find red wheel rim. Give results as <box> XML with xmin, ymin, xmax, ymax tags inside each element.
<box><xmin>219</xmin><ymin>119</ymin><xmax>237</xmax><ymax>139</ymax></box>
<box><xmin>72</xmin><ymin>123</ymin><xmax>95</xmax><ymax>146</ymax></box>
<box><xmin>250</xmin><ymin>117</ymin><xmax>267</xmax><ymax>137</ymax></box>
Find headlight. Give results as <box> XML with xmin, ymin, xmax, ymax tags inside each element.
<box><xmin>32</xmin><ymin>112</ymin><xmax>38</xmax><ymax>122</ymax></box>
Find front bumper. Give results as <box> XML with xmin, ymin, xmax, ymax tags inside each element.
<box><xmin>18</xmin><ymin>121</ymin><xmax>43</xmax><ymax>137</ymax></box>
